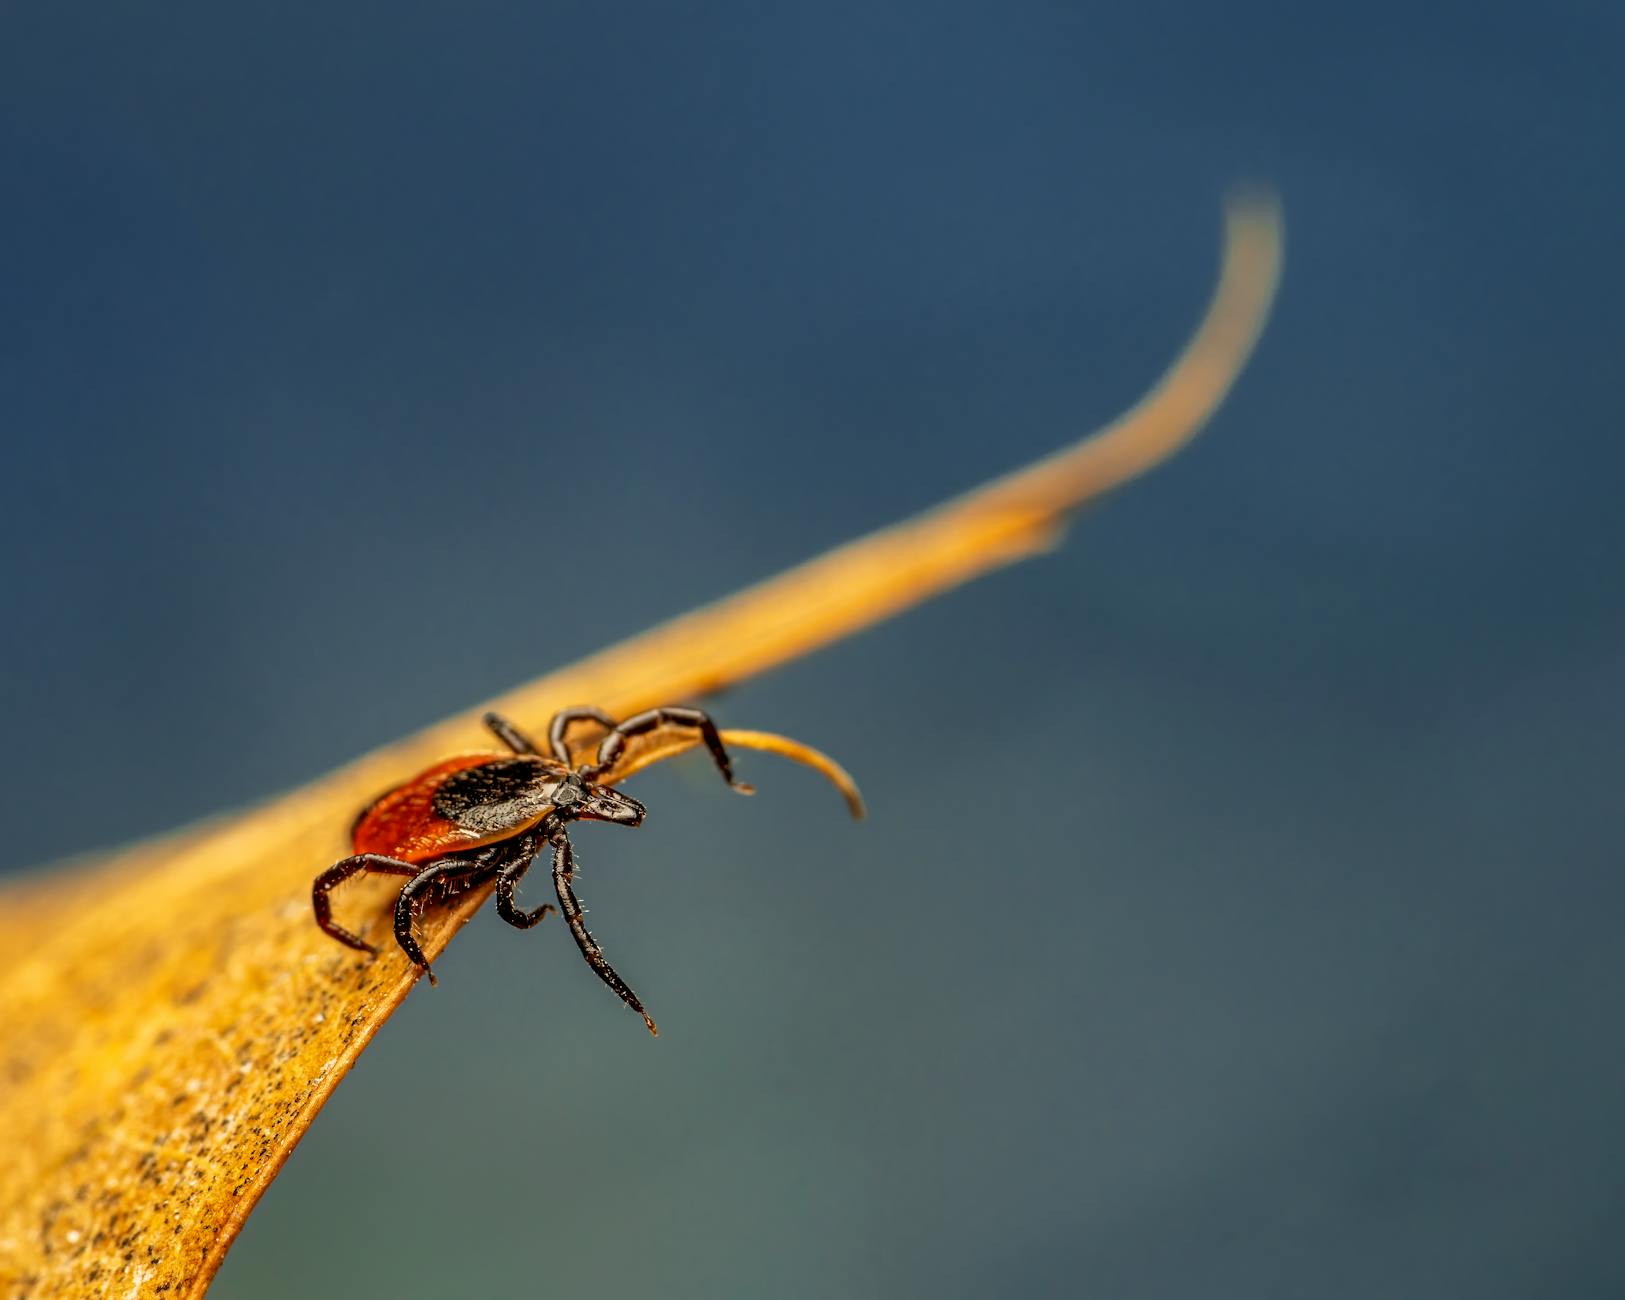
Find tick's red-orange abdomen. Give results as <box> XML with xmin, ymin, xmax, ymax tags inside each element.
<box><xmin>350</xmin><ymin>753</ymin><xmax>509</xmax><ymax>863</ymax></box>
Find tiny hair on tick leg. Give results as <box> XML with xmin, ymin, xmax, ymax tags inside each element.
<box><xmin>312</xmin><ymin>705</ymin><xmax>862</xmax><ymax>1034</ymax></box>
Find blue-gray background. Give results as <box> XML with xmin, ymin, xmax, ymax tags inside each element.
<box><xmin>5</xmin><ymin>3</ymin><xmax>1623</xmax><ymax>1297</ymax></box>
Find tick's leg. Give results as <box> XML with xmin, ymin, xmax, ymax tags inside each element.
<box><xmin>583</xmin><ymin>705</ymin><xmax>752</xmax><ymax>793</ymax></box>
<box><xmin>551</xmin><ymin>832</ymin><xmax>658</xmax><ymax>1035</ymax></box>
<box><xmin>312</xmin><ymin>854</ymin><xmax>419</xmax><ymax>954</ymax></box>
<box><xmin>484</xmin><ymin>711</ymin><xmax>540</xmax><ymax>756</ymax></box>
<box><xmin>393</xmin><ymin>859</ymin><xmax>484</xmax><ymax>986</ymax></box>
<box><xmin>547</xmin><ymin>705</ymin><xmax>618</xmax><ymax>765</ymax></box>
<box><xmin>493</xmin><ymin>834</ymin><xmax>556</xmax><ymax>929</ymax></box>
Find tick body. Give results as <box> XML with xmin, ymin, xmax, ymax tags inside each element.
<box><xmin>312</xmin><ymin>706</ymin><xmax>753</xmax><ymax>1035</ymax></box>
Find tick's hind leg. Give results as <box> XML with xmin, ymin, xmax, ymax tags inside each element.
<box><xmin>550</xmin><ymin>832</ymin><xmax>658</xmax><ymax>1035</ymax></box>
<box><xmin>584</xmin><ymin>705</ymin><xmax>753</xmax><ymax>794</ymax></box>
<box><xmin>312</xmin><ymin>854</ymin><xmax>419</xmax><ymax>954</ymax></box>
<box><xmin>392</xmin><ymin>857</ymin><xmax>490</xmax><ymax>986</ymax></box>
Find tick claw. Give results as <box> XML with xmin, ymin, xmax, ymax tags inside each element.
<box><xmin>732</xmin><ymin>781</ymin><xmax>756</xmax><ymax>796</ymax></box>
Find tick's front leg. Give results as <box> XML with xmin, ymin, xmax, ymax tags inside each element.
<box><xmin>483</xmin><ymin>712</ymin><xmax>541</xmax><ymax>756</ymax></box>
<box><xmin>546</xmin><ymin>705</ymin><xmax>618</xmax><ymax>766</ymax></box>
<box><xmin>493</xmin><ymin>834</ymin><xmax>556</xmax><ymax>929</ymax></box>
<box><xmin>582</xmin><ymin>705</ymin><xmax>752</xmax><ymax>794</ymax></box>
<box><xmin>391</xmin><ymin>859</ymin><xmax>486</xmax><ymax>986</ymax></box>
<box><xmin>550</xmin><ymin>832</ymin><xmax>658</xmax><ymax>1035</ymax></box>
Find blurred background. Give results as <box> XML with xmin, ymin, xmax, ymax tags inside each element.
<box><xmin>4</xmin><ymin>3</ymin><xmax>1623</xmax><ymax>1297</ymax></box>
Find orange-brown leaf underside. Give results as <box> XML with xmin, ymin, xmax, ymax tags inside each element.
<box><xmin>0</xmin><ymin>197</ymin><xmax>1281</xmax><ymax>1299</ymax></box>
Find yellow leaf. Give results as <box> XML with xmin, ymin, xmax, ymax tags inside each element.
<box><xmin>0</xmin><ymin>194</ymin><xmax>1281</xmax><ymax>1299</ymax></box>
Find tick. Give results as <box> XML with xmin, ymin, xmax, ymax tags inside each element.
<box><xmin>312</xmin><ymin>705</ymin><xmax>860</xmax><ymax>1034</ymax></box>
